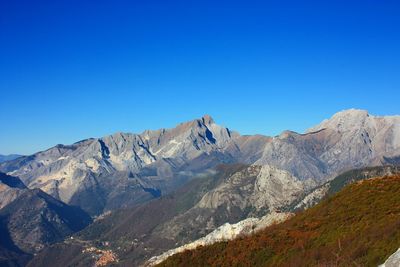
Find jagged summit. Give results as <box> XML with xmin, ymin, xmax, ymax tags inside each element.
<box><xmin>201</xmin><ymin>114</ymin><xmax>214</xmax><ymax>125</ymax></box>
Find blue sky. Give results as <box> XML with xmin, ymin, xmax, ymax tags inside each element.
<box><xmin>1</xmin><ymin>0</ymin><xmax>399</xmax><ymax>155</ymax></box>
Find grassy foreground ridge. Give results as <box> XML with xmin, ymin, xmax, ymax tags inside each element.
<box><xmin>158</xmin><ymin>174</ymin><xmax>400</xmax><ymax>267</ymax></box>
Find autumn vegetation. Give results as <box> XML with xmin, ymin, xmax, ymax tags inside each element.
<box><xmin>157</xmin><ymin>174</ymin><xmax>400</xmax><ymax>267</ymax></box>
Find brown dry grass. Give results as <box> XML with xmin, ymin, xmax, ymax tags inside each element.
<box><xmin>158</xmin><ymin>174</ymin><xmax>400</xmax><ymax>267</ymax></box>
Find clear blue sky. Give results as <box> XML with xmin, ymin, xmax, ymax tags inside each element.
<box><xmin>1</xmin><ymin>0</ymin><xmax>399</xmax><ymax>155</ymax></box>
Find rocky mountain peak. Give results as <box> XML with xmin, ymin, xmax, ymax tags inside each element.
<box><xmin>201</xmin><ymin>114</ymin><xmax>214</xmax><ymax>125</ymax></box>
<box><xmin>307</xmin><ymin>108</ymin><xmax>370</xmax><ymax>133</ymax></box>
<box><xmin>334</xmin><ymin>108</ymin><xmax>369</xmax><ymax>117</ymax></box>
<box><xmin>307</xmin><ymin>109</ymin><xmax>400</xmax><ymax>137</ymax></box>
<box><xmin>175</xmin><ymin>114</ymin><xmax>215</xmax><ymax>131</ymax></box>
<box><xmin>163</xmin><ymin>115</ymin><xmax>233</xmax><ymax>148</ymax></box>
<box><xmin>0</xmin><ymin>187</ymin><xmax>92</xmax><ymax>255</ymax></box>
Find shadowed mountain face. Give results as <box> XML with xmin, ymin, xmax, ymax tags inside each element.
<box><xmin>1</xmin><ymin>109</ymin><xmax>399</xmax><ymax>217</ymax></box>
<box><xmin>0</xmin><ymin>173</ymin><xmax>27</xmax><ymax>210</ymax></box>
<box><xmin>0</xmin><ymin>173</ymin><xmax>92</xmax><ymax>266</ymax></box>
<box><xmin>0</xmin><ymin>219</ymin><xmax>32</xmax><ymax>267</ymax></box>
<box><xmin>0</xmin><ymin>172</ymin><xmax>26</xmax><ymax>189</ymax></box>
<box><xmin>0</xmin><ymin>189</ymin><xmax>92</xmax><ymax>254</ymax></box>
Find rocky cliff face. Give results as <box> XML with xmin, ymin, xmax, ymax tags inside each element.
<box><xmin>155</xmin><ymin>165</ymin><xmax>304</xmax><ymax>247</ymax></box>
<box><xmin>306</xmin><ymin>109</ymin><xmax>400</xmax><ymax>171</ymax></box>
<box><xmin>196</xmin><ymin>165</ymin><xmax>304</xmax><ymax>214</ymax></box>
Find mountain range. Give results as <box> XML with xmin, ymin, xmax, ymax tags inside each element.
<box><xmin>1</xmin><ymin>108</ymin><xmax>400</xmax><ymax>266</ymax></box>
<box><xmin>1</xmin><ymin>109</ymin><xmax>399</xmax><ymax>217</ymax></box>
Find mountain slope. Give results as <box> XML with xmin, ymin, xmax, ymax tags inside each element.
<box><xmin>0</xmin><ymin>172</ymin><xmax>27</xmax><ymax>209</ymax></box>
<box><xmin>0</xmin><ymin>221</ymin><xmax>31</xmax><ymax>267</ymax></box>
<box><xmin>0</xmin><ymin>172</ymin><xmax>92</xmax><ymax>266</ymax></box>
<box><xmin>158</xmin><ymin>174</ymin><xmax>400</xmax><ymax>267</ymax></box>
<box><xmin>147</xmin><ymin>166</ymin><xmax>400</xmax><ymax>266</ymax></box>
<box><xmin>293</xmin><ymin>165</ymin><xmax>400</xmax><ymax>210</ymax></box>
<box><xmin>0</xmin><ymin>189</ymin><xmax>92</xmax><ymax>254</ymax></box>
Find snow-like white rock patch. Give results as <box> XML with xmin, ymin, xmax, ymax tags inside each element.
<box><xmin>379</xmin><ymin>248</ymin><xmax>400</xmax><ymax>267</ymax></box>
<box><xmin>145</xmin><ymin>212</ymin><xmax>292</xmax><ymax>266</ymax></box>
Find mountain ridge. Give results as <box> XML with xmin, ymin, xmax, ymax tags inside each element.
<box><xmin>1</xmin><ymin>109</ymin><xmax>399</xmax><ymax>217</ymax></box>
